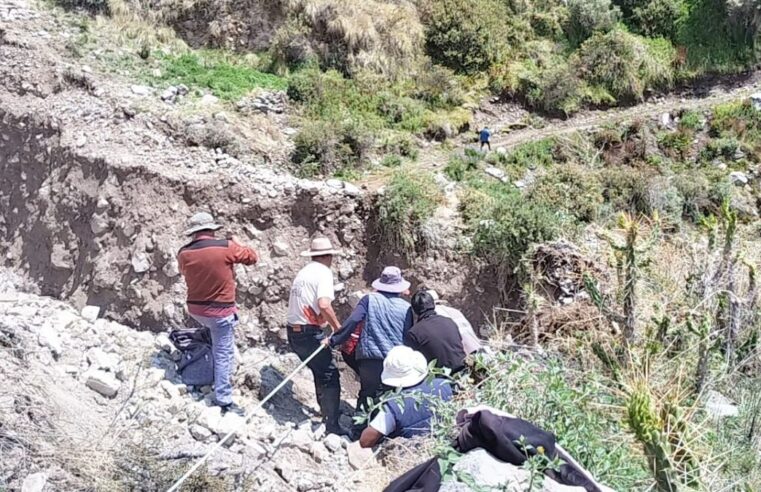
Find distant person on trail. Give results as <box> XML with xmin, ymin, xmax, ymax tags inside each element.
<box><xmin>287</xmin><ymin>237</ymin><xmax>346</xmax><ymax>436</ymax></box>
<box><xmin>479</xmin><ymin>126</ymin><xmax>491</xmax><ymax>151</ymax></box>
<box><xmin>329</xmin><ymin>266</ymin><xmax>413</xmax><ymax>435</ymax></box>
<box><xmin>178</xmin><ymin>212</ymin><xmax>258</xmax><ymax>416</ymax></box>
<box><xmin>359</xmin><ymin>346</ymin><xmax>453</xmax><ymax>448</ymax></box>
<box><xmin>405</xmin><ymin>290</ymin><xmax>466</xmax><ymax>374</ymax></box>
<box><xmin>427</xmin><ymin>289</ymin><xmax>482</xmax><ymax>355</ymax></box>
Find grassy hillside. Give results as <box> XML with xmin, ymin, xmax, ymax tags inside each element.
<box><xmin>56</xmin><ymin>0</ymin><xmax>761</xmax><ymax>176</ymax></box>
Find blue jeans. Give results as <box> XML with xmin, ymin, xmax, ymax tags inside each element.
<box><xmin>191</xmin><ymin>313</ymin><xmax>237</xmax><ymax>406</ymax></box>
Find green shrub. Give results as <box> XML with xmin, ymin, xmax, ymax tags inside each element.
<box><xmin>566</xmin><ymin>0</ymin><xmax>621</xmax><ymax>46</ymax></box>
<box><xmin>462</xmin><ymin>352</ymin><xmax>651</xmax><ymax>489</ymax></box>
<box><xmin>292</xmin><ymin>120</ymin><xmax>373</xmax><ymax>176</ymax></box>
<box><xmin>673</xmin><ymin>173</ymin><xmax>714</xmax><ymax>221</ymax></box>
<box><xmin>153</xmin><ymin>51</ymin><xmax>287</xmax><ymax>101</ymax></box>
<box><xmin>273</xmin><ymin>0</ymin><xmax>424</xmax><ymax>77</ymax></box>
<box><xmin>422</xmin><ymin>107</ymin><xmax>472</xmax><ymax>141</ymax></box>
<box><xmin>599</xmin><ymin>167</ymin><xmax>656</xmax><ymax>215</ymax></box>
<box><xmin>678</xmin><ymin>0</ymin><xmax>756</xmax><ymax>72</ymax></box>
<box><xmin>381</xmin><ymin>154</ymin><xmax>403</xmax><ymax>167</ymax></box>
<box><xmin>528</xmin><ymin>165</ymin><xmax>605</xmax><ymax>222</ymax></box>
<box><xmin>699</xmin><ymin>137</ymin><xmax>740</xmax><ymax>162</ymax></box>
<box><xmin>710</xmin><ymin>100</ymin><xmax>761</xmax><ymax>142</ymax></box>
<box><xmin>679</xmin><ymin>109</ymin><xmax>702</xmax><ymax>130</ymax></box>
<box><xmin>410</xmin><ymin>63</ymin><xmax>467</xmax><ymax>109</ymax></box>
<box><xmin>657</xmin><ymin>129</ymin><xmax>693</xmax><ymax>159</ymax></box>
<box><xmin>491</xmin><ymin>40</ymin><xmax>586</xmax><ymax>115</ymax></box>
<box><xmin>646</xmin><ymin>175</ymin><xmax>685</xmax><ymax>223</ymax></box>
<box><xmin>461</xmin><ymin>181</ymin><xmax>562</xmax><ymax>274</ymax></box>
<box><xmin>445</xmin><ymin>152</ymin><xmax>480</xmax><ymax>181</ymax></box>
<box><xmin>377</xmin><ymin>170</ymin><xmax>444</xmax><ymax>253</ymax></box>
<box><xmin>377</xmin><ymin>92</ymin><xmax>428</xmax><ymax>132</ymax></box>
<box><xmin>575</xmin><ymin>30</ymin><xmax>676</xmax><ymax>102</ymax></box>
<box><xmin>631</xmin><ymin>0</ymin><xmax>687</xmax><ymax>40</ymax></box>
<box><xmin>287</xmin><ymin>68</ymin><xmax>383</xmax><ymax>126</ymax></box>
<box><xmin>499</xmin><ymin>138</ymin><xmax>557</xmax><ymax>169</ymax></box>
<box><xmin>381</xmin><ymin>134</ymin><xmax>419</xmax><ymax>160</ymax></box>
<box><xmin>420</xmin><ymin>0</ymin><xmax>511</xmax><ymax>74</ymax></box>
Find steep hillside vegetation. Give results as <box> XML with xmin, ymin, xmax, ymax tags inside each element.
<box><xmin>54</xmin><ymin>0</ymin><xmax>761</xmax><ymax>178</ymax></box>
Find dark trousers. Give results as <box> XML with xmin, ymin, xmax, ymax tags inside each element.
<box><xmin>287</xmin><ymin>325</ymin><xmax>341</xmax><ymax>429</ymax></box>
<box><xmin>356</xmin><ymin>358</ymin><xmax>385</xmax><ymax>416</ymax></box>
<box><xmin>341</xmin><ymin>351</ymin><xmax>360</xmax><ymax>375</ymax></box>
<box><xmin>480</xmin><ymin>140</ymin><xmax>491</xmax><ymax>151</ymax></box>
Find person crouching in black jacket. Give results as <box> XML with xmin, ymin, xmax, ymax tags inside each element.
<box><xmin>405</xmin><ymin>290</ymin><xmax>467</xmax><ymax>374</ymax></box>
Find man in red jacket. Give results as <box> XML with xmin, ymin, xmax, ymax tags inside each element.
<box><xmin>178</xmin><ymin>212</ymin><xmax>258</xmax><ymax>415</ymax></box>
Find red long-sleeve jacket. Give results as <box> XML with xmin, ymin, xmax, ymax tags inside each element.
<box><xmin>178</xmin><ymin>234</ymin><xmax>258</xmax><ymax>317</ymax></box>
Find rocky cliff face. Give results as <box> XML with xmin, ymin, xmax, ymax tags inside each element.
<box><xmin>0</xmin><ymin>105</ymin><xmax>371</xmax><ymax>337</ymax></box>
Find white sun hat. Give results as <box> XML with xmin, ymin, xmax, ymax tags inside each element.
<box><xmin>300</xmin><ymin>237</ymin><xmax>341</xmax><ymax>257</ymax></box>
<box><xmin>184</xmin><ymin>212</ymin><xmax>222</xmax><ymax>236</ymax></box>
<box><xmin>381</xmin><ymin>346</ymin><xmax>428</xmax><ymax>388</ymax></box>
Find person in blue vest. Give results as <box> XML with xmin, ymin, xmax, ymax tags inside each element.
<box><xmin>479</xmin><ymin>126</ymin><xmax>491</xmax><ymax>151</ymax></box>
<box><xmin>329</xmin><ymin>266</ymin><xmax>413</xmax><ymax>433</ymax></box>
<box><xmin>359</xmin><ymin>346</ymin><xmax>453</xmax><ymax>448</ymax></box>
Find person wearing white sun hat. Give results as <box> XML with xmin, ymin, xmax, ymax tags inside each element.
<box><xmin>358</xmin><ymin>346</ymin><xmax>453</xmax><ymax>448</ymax></box>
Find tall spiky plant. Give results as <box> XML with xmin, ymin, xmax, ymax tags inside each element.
<box><xmin>584</xmin><ymin>213</ymin><xmax>659</xmax><ymax>354</ymax></box>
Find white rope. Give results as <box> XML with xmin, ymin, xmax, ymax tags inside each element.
<box><xmin>166</xmin><ymin>343</ymin><xmax>326</xmax><ymax>492</ymax></box>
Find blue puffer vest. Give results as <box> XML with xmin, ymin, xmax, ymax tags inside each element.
<box><xmin>387</xmin><ymin>378</ymin><xmax>453</xmax><ymax>438</ymax></box>
<box><xmin>356</xmin><ymin>292</ymin><xmax>410</xmax><ymax>360</ymax></box>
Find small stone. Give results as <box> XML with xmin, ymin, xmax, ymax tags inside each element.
<box><xmin>706</xmin><ymin>390</ymin><xmax>739</xmax><ymax>418</ymax></box>
<box><xmin>309</xmin><ymin>441</ymin><xmax>329</xmax><ymax>463</ymax></box>
<box><xmin>37</xmin><ymin>326</ymin><xmax>62</xmax><ymax>357</ymax></box>
<box><xmin>288</xmin><ymin>427</ymin><xmax>314</xmax><ymax>452</ymax></box>
<box><xmin>730</xmin><ymin>171</ymin><xmax>749</xmax><ymax>186</ymax></box>
<box><xmin>160</xmin><ymin>380</ymin><xmax>181</xmax><ymax>399</ymax></box>
<box><xmin>80</xmin><ymin>305</ymin><xmax>100</xmax><ymax>322</ymax></box>
<box><xmin>272</xmin><ymin>241</ymin><xmax>290</xmax><ymax>257</ymax></box>
<box><xmin>275</xmin><ymin>463</ymin><xmax>294</xmax><ymax>483</ymax></box>
<box><xmin>131</xmin><ymin>252</ymin><xmax>151</xmax><ymax>273</ymax></box>
<box><xmin>343</xmin><ymin>182</ymin><xmax>361</xmax><ymax>197</ymax></box>
<box><xmin>162</xmin><ymin>259</ymin><xmax>180</xmax><ymax>278</ymax></box>
<box><xmin>453</xmin><ymin>448</ymin><xmax>529</xmax><ymax>488</ymax></box>
<box><xmin>85</xmin><ymin>369</ymin><xmax>120</xmax><ymax>398</ymax></box>
<box><xmin>155</xmin><ymin>333</ymin><xmax>173</xmax><ymax>352</ymax></box>
<box><xmin>50</xmin><ymin>244</ymin><xmax>74</xmax><ymax>271</ymax></box>
<box><xmin>347</xmin><ymin>441</ymin><xmax>376</xmax><ymax>470</ymax></box>
<box><xmin>21</xmin><ymin>472</ymin><xmax>48</xmax><ymax>492</ymax></box>
<box><xmin>323</xmin><ymin>433</ymin><xmax>342</xmax><ymax>452</ymax></box>
<box><xmin>86</xmin><ymin>347</ymin><xmax>121</xmax><ymax>373</ymax></box>
<box><xmin>90</xmin><ymin>215</ymin><xmax>110</xmax><ymax>235</ymax></box>
<box><xmin>131</xmin><ymin>85</ymin><xmax>152</xmax><ymax>96</ymax></box>
<box><xmin>189</xmin><ymin>424</ymin><xmax>213</xmax><ymax>442</ymax></box>
<box><xmin>484</xmin><ymin>166</ymin><xmax>507</xmax><ymax>182</ymax></box>
<box><xmin>326</xmin><ymin>179</ymin><xmax>343</xmax><ymax>189</ymax></box>
<box><xmin>200</xmin><ymin>94</ymin><xmax>219</xmax><ymax>105</ymax></box>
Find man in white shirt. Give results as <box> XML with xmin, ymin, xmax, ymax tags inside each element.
<box><xmin>287</xmin><ymin>237</ymin><xmax>345</xmax><ymax>435</ymax></box>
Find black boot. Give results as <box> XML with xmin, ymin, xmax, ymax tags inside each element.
<box><xmin>320</xmin><ymin>386</ymin><xmax>348</xmax><ymax>436</ymax></box>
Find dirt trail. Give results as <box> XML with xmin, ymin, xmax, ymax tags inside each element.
<box><xmin>362</xmin><ymin>71</ymin><xmax>761</xmax><ymax>191</ymax></box>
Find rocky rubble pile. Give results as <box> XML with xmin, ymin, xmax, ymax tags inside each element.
<box><xmin>0</xmin><ymin>271</ymin><xmax>387</xmax><ymax>491</ymax></box>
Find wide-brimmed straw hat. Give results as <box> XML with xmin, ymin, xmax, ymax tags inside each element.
<box><xmin>184</xmin><ymin>212</ymin><xmax>222</xmax><ymax>236</ymax></box>
<box><xmin>381</xmin><ymin>346</ymin><xmax>428</xmax><ymax>388</ymax></box>
<box><xmin>371</xmin><ymin>266</ymin><xmax>411</xmax><ymax>294</ymax></box>
<box><xmin>300</xmin><ymin>237</ymin><xmax>341</xmax><ymax>257</ymax></box>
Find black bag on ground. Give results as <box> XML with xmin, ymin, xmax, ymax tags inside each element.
<box><xmin>169</xmin><ymin>328</ymin><xmax>214</xmax><ymax>386</ymax></box>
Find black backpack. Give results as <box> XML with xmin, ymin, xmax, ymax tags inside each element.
<box><xmin>169</xmin><ymin>328</ymin><xmax>215</xmax><ymax>386</ymax></box>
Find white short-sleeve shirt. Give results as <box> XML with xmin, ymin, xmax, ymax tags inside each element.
<box><xmin>368</xmin><ymin>405</ymin><xmax>396</xmax><ymax>436</ymax></box>
<box><xmin>287</xmin><ymin>261</ymin><xmax>335</xmax><ymax>325</ymax></box>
